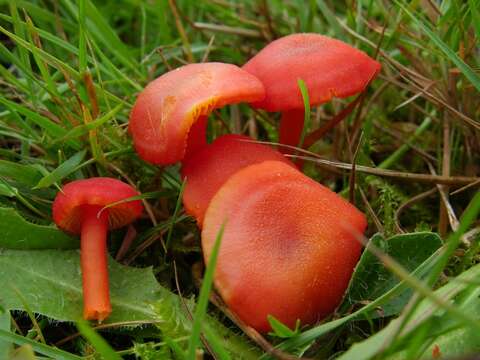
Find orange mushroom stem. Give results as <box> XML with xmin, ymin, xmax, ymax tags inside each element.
<box><xmin>278</xmin><ymin>109</ymin><xmax>305</xmax><ymax>150</ymax></box>
<box><xmin>80</xmin><ymin>205</ymin><xmax>110</xmax><ymax>320</ymax></box>
<box><xmin>53</xmin><ymin>178</ymin><xmax>143</xmax><ymax>321</ymax></box>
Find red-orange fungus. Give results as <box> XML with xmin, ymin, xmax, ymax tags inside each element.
<box><xmin>181</xmin><ymin>134</ymin><xmax>295</xmax><ymax>225</ymax></box>
<box><xmin>243</xmin><ymin>33</ymin><xmax>381</xmax><ymax>112</ymax></box>
<box><xmin>202</xmin><ymin>161</ymin><xmax>366</xmax><ymax>333</ymax></box>
<box><xmin>53</xmin><ymin>177</ymin><xmax>143</xmax><ymax>321</ymax></box>
<box><xmin>243</xmin><ymin>33</ymin><xmax>381</xmax><ymax>153</ymax></box>
<box><xmin>129</xmin><ymin>63</ymin><xmax>265</xmax><ymax>165</ymax></box>
<box><xmin>53</xmin><ymin>178</ymin><xmax>143</xmax><ymax>234</ymax></box>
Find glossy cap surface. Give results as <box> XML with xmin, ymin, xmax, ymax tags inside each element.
<box><xmin>129</xmin><ymin>63</ymin><xmax>265</xmax><ymax>165</ymax></box>
<box><xmin>52</xmin><ymin>177</ymin><xmax>143</xmax><ymax>234</ymax></box>
<box><xmin>243</xmin><ymin>33</ymin><xmax>381</xmax><ymax>111</ymax></box>
<box><xmin>181</xmin><ymin>134</ymin><xmax>294</xmax><ymax>225</ymax></box>
<box><xmin>202</xmin><ymin>161</ymin><xmax>366</xmax><ymax>332</ymax></box>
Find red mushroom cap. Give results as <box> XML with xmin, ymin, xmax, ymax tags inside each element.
<box><xmin>129</xmin><ymin>63</ymin><xmax>265</xmax><ymax>165</ymax></box>
<box><xmin>243</xmin><ymin>33</ymin><xmax>381</xmax><ymax>111</ymax></box>
<box><xmin>52</xmin><ymin>177</ymin><xmax>143</xmax><ymax>234</ymax></box>
<box><xmin>181</xmin><ymin>134</ymin><xmax>295</xmax><ymax>225</ymax></box>
<box><xmin>202</xmin><ymin>160</ymin><xmax>366</xmax><ymax>333</ymax></box>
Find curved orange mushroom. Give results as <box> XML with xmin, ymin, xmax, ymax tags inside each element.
<box><xmin>53</xmin><ymin>178</ymin><xmax>143</xmax><ymax>321</ymax></box>
<box><xmin>181</xmin><ymin>134</ymin><xmax>295</xmax><ymax>225</ymax></box>
<box><xmin>243</xmin><ymin>33</ymin><xmax>381</xmax><ymax>151</ymax></box>
<box><xmin>129</xmin><ymin>62</ymin><xmax>265</xmax><ymax>165</ymax></box>
<box><xmin>202</xmin><ymin>161</ymin><xmax>366</xmax><ymax>333</ymax></box>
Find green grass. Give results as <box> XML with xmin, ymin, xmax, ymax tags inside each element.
<box><xmin>0</xmin><ymin>0</ymin><xmax>479</xmax><ymax>359</ymax></box>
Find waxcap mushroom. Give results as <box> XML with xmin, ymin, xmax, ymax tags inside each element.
<box><xmin>129</xmin><ymin>62</ymin><xmax>265</xmax><ymax>165</ymax></box>
<box><xmin>181</xmin><ymin>134</ymin><xmax>295</xmax><ymax>225</ymax></box>
<box><xmin>53</xmin><ymin>177</ymin><xmax>143</xmax><ymax>321</ymax></box>
<box><xmin>243</xmin><ymin>33</ymin><xmax>381</xmax><ymax>112</ymax></box>
<box><xmin>202</xmin><ymin>160</ymin><xmax>366</xmax><ymax>332</ymax></box>
<box><xmin>243</xmin><ymin>33</ymin><xmax>381</xmax><ymax>151</ymax></box>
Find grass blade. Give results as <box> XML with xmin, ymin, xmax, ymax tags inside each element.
<box><xmin>78</xmin><ymin>0</ymin><xmax>87</xmax><ymax>74</ymax></box>
<box><xmin>0</xmin><ymin>329</ymin><xmax>82</xmax><ymax>360</ymax></box>
<box><xmin>0</xmin><ymin>160</ymin><xmax>42</xmax><ymax>187</ymax></box>
<box><xmin>186</xmin><ymin>222</ymin><xmax>226</xmax><ymax>359</ymax></box>
<box><xmin>395</xmin><ymin>0</ymin><xmax>480</xmax><ymax>93</ymax></box>
<box><xmin>468</xmin><ymin>0</ymin><xmax>480</xmax><ymax>39</ymax></box>
<box><xmin>34</xmin><ymin>150</ymin><xmax>87</xmax><ymax>189</ymax></box>
<box><xmin>165</xmin><ymin>179</ymin><xmax>187</xmax><ymax>251</ymax></box>
<box><xmin>297</xmin><ymin>78</ymin><xmax>311</xmax><ymax>149</ymax></box>
<box><xmin>76</xmin><ymin>319</ymin><xmax>122</xmax><ymax>360</ymax></box>
<box><xmin>0</xmin><ymin>96</ymin><xmax>81</xmax><ymax>150</ymax></box>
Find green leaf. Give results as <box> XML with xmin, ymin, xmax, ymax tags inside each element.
<box><xmin>337</xmin><ymin>263</ymin><xmax>480</xmax><ymax>360</ymax></box>
<box><xmin>0</xmin><ymin>249</ymin><xmax>164</xmax><ymax>322</ymax></box>
<box><xmin>0</xmin><ymin>311</ymin><xmax>12</xmax><ymax>359</ymax></box>
<box><xmin>34</xmin><ymin>150</ymin><xmax>86</xmax><ymax>189</ymax></box>
<box><xmin>0</xmin><ymin>207</ymin><xmax>77</xmax><ymax>250</ymax></box>
<box><xmin>344</xmin><ymin>232</ymin><xmax>442</xmax><ymax>317</ymax></box>
<box><xmin>278</xmin><ymin>245</ymin><xmax>442</xmax><ymax>352</ymax></box>
<box><xmin>0</xmin><ymin>250</ymin><xmax>260</xmax><ymax>359</ymax></box>
<box><xmin>420</xmin><ymin>326</ymin><xmax>480</xmax><ymax>359</ymax></box>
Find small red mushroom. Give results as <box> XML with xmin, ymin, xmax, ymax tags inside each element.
<box><xmin>181</xmin><ymin>134</ymin><xmax>295</xmax><ymax>225</ymax></box>
<box><xmin>52</xmin><ymin>177</ymin><xmax>143</xmax><ymax>321</ymax></box>
<box><xmin>129</xmin><ymin>62</ymin><xmax>265</xmax><ymax>165</ymax></box>
<box><xmin>202</xmin><ymin>161</ymin><xmax>366</xmax><ymax>332</ymax></box>
<box><xmin>243</xmin><ymin>33</ymin><xmax>381</xmax><ymax>151</ymax></box>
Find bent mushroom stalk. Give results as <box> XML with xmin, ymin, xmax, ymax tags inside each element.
<box><xmin>52</xmin><ymin>178</ymin><xmax>143</xmax><ymax>321</ymax></box>
<box><xmin>129</xmin><ymin>62</ymin><xmax>265</xmax><ymax>165</ymax></box>
<box><xmin>243</xmin><ymin>33</ymin><xmax>381</xmax><ymax>153</ymax></box>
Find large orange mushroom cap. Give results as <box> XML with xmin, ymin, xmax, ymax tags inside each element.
<box><xmin>202</xmin><ymin>161</ymin><xmax>366</xmax><ymax>333</ymax></box>
<box><xmin>243</xmin><ymin>33</ymin><xmax>381</xmax><ymax>111</ymax></box>
<box><xmin>181</xmin><ymin>134</ymin><xmax>295</xmax><ymax>225</ymax></box>
<box><xmin>52</xmin><ymin>177</ymin><xmax>143</xmax><ymax>234</ymax></box>
<box><xmin>129</xmin><ymin>63</ymin><xmax>265</xmax><ymax>165</ymax></box>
